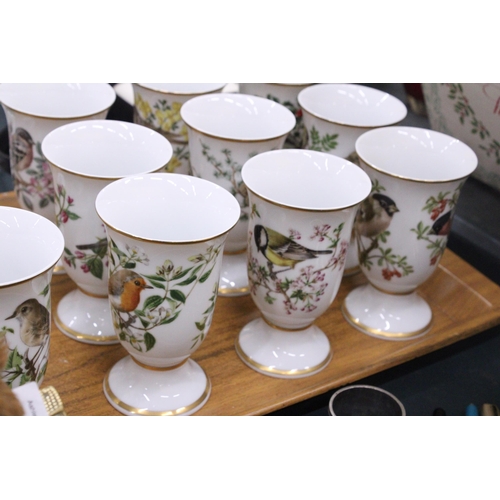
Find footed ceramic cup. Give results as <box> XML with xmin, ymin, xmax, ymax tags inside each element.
<box><xmin>0</xmin><ymin>83</ymin><xmax>116</xmax><ymax>223</ymax></box>
<box><xmin>342</xmin><ymin>126</ymin><xmax>477</xmax><ymax>340</ymax></box>
<box><xmin>237</xmin><ymin>149</ymin><xmax>371</xmax><ymax>378</ymax></box>
<box><xmin>239</xmin><ymin>83</ymin><xmax>312</xmax><ymax>148</ymax></box>
<box><xmin>298</xmin><ymin>84</ymin><xmax>407</xmax><ymax>275</ymax></box>
<box><xmin>132</xmin><ymin>83</ymin><xmax>226</xmax><ymax>175</ymax></box>
<box><xmin>42</xmin><ymin>120</ymin><xmax>173</xmax><ymax>345</ymax></box>
<box><xmin>95</xmin><ymin>173</ymin><xmax>240</xmax><ymax>415</ymax></box>
<box><xmin>0</xmin><ymin>207</ymin><xmax>64</xmax><ymax>389</ymax></box>
<box><xmin>181</xmin><ymin>93</ymin><xmax>295</xmax><ymax>296</ymax></box>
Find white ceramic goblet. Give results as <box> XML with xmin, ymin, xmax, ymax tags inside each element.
<box><xmin>0</xmin><ymin>207</ymin><xmax>64</xmax><ymax>389</ymax></box>
<box><xmin>95</xmin><ymin>173</ymin><xmax>240</xmax><ymax>415</ymax></box>
<box><xmin>342</xmin><ymin>126</ymin><xmax>477</xmax><ymax>340</ymax></box>
<box><xmin>0</xmin><ymin>83</ymin><xmax>116</xmax><ymax>223</ymax></box>
<box><xmin>181</xmin><ymin>93</ymin><xmax>296</xmax><ymax>296</ymax></box>
<box><xmin>298</xmin><ymin>84</ymin><xmax>408</xmax><ymax>275</ymax></box>
<box><xmin>237</xmin><ymin>149</ymin><xmax>371</xmax><ymax>378</ymax></box>
<box><xmin>132</xmin><ymin>83</ymin><xmax>226</xmax><ymax>175</ymax></box>
<box><xmin>42</xmin><ymin>120</ymin><xmax>173</xmax><ymax>345</ymax></box>
<box><xmin>239</xmin><ymin>83</ymin><xmax>312</xmax><ymax>148</ymax></box>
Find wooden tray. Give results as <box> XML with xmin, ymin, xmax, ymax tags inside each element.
<box><xmin>3</xmin><ymin>191</ymin><xmax>500</xmax><ymax>416</ymax></box>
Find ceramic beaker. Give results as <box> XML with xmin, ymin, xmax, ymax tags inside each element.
<box><xmin>0</xmin><ymin>207</ymin><xmax>64</xmax><ymax>388</ymax></box>
<box><xmin>95</xmin><ymin>173</ymin><xmax>240</xmax><ymax>415</ymax></box>
<box><xmin>181</xmin><ymin>93</ymin><xmax>296</xmax><ymax>296</ymax></box>
<box><xmin>42</xmin><ymin>120</ymin><xmax>173</xmax><ymax>345</ymax></box>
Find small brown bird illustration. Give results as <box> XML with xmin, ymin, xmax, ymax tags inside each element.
<box><xmin>108</xmin><ymin>269</ymin><xmax>152</xmax><ymax>313</ymax></box>
<box><xmin>10</xmin><ymin>127</ymin><xmax>34</xmax><ymax>172</ymax></box>
<box><xmin>355</xmin><ymin>193</ymin><xmax>399</xmax><ymax>238</ymax></box>
<box><xmin>254</xmin><ymin>225</ymin><xmax>333</xmax><ymax>270</ymax></box>
<box><xmin>5</xmin><ymin>299</ymin><xmax>49</xmax><ymax>347</ymax></box>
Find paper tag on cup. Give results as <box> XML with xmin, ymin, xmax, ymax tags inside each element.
<box><xmin>12</xmin><ymin>382</ymin><xmax>49</xmax><ymax>416</ymax></box>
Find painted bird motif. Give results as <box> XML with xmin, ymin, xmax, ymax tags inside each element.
<box><xmin>429</xmin><ymin>210</ymin><xmax>452</xmax><ymax>236</ymax></box>
<box><xmin>108</xmin><ymin>269</ymin><xmax>152</xmax><ymax>314</ymax></box>
<box><xmin>254</xmin><ymin>224</ymin><xmax>333</xmax><ymax>270</ymax></box>
<box><xmin>355</xmin><ymin>193</ymin><xmax>399</xmax><ymax>238</ymax></box>
<box><xmin>10</xmin><ymin>127</ymin><xmax>34</xmax><ymax>172</ymax></box>
<box><xmin>5</xmin><ymin>299</ymin><xmax>49</xmax><ymax>348</ymax></box>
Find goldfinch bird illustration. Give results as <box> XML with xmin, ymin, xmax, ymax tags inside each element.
<box><xmin>355</xmin><ymin>193</ymin><xmax>399</xmax><ymax>238</ymax></box>
<box><xmin>5</xmin><ymin>299</ymin><xmax>49</xmax><ymax>348</ymax></box>
<box><xmin>10</xmin><ymin>127</ymin><xmax>34</xmax><ymax>172</ymax></box>
<box><xmin>108</xmin><ymin>269</ymin><xmax>152</xmax><ymax>313</ymax></box>
<box><xmin>254</xmin><ymin>225</ymin><xmax>333</xmax><ymax>270</ymax></box>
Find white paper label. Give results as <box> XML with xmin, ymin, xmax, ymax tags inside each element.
<box><xmin>12</xmin><ymin>382</ymin><xmax>49</xmax><ymax>416</ymax></box>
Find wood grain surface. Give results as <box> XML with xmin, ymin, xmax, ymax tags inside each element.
<box><xmin>3</xmin><ymin>191</ymin><xmax>500</xmax><ymax>416</ymax></box>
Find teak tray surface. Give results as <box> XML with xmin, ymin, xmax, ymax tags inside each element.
<box><xmin>3</xmin><ymin>191</ymin><xmax>500</xmax><ymax>416</ymax></box>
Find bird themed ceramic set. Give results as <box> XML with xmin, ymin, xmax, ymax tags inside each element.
<box><xmin>0</xmin><ymin>83</ymin><xmax>478</xmax><ymax>415</ymax></box>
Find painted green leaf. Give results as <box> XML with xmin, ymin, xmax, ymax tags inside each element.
<box><xmin>143</xmin><ymin>295</ymin><xmax>163</xmax><ymax>310</ymax></box>
<box><xmin>170</xmin><ymin>289</ymin><xmax>186</xmax><ymax>304</ymax></box>
<box><xmin>203</xmin><ymin>302</ymin><xmax>215</xmax><ymax>315</ymax></box>
<box><xmin>94</xmin><ymin>243</ymin><xmax>108</xmax><ymax>258</ymax></box>
<box><xmin>67</xmin><ymin>211</ymin><xmax>80</xmax><ymax>221</ymax></box>
<box><xmin>23</xmin><ymin>194</ymin><xmax>34</xmax><ymax>211</ymax></box>
<box><xmin>177</xmin><ymin>275</ymin><xmax>197</xmax><ymax>286</ymax></box>
<box><xmin>88</xmin><ymin>257</ymin><xmax>103</xmax><ymax>280</ymax></box>
<box><xmin>123</xmin><ymin>262</ymin><xmax>136</xmax><ymax>269</ymax></box>
<box><xmin>172</xmin><ymin>268</ymin><xmax>192</xmax><ymax>280</ymax></box>
<box><xmin>6</xmin><ymin>347</ymin><xmax>23</xmax><ymax>369</ymax></box>
<box><xmin>195</xmin><ymin>318</ymin><xmax>206</xmax><ymax>331</ymax></box>
<box><xmin>199</xmin><ymin>269</ymin><xmax>212</xmax><ymax>283</ymax></box>
<box><xmin>144</xmin><ymin>332</ymin><xmax>156</xmax><ymax>351</ymax></box>
<box><xmin>160</xmin><ymin>312</ymin><xmax>180</xmax><ymax>325</ymax></box>
<box><xmin>190</xmin><ymin>264</ymin><xmax>203</xmax><ymax>277</ymax></box>
<box><xmin>39</xmin><ymin>197</ymin><xmax>50</xmax><ymax>209</ymax></box>
<box><xmin>144</xmin><ymin>274</ymin><xmax>166</xmax><ymax>282</ymax></box>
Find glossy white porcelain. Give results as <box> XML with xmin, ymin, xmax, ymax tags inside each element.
<box><xmin>181</xmin><ymin>93</ymin><xmax>295</xmax><ymax>296</ymax></box>
<box><xmin>0</xmin><ymin>84</ymin><xmax>116</xmax><ymax>224</ymax></box>
<box><xmin>237</xmin><ymin>149</ymin><xmax>371</xmax><ymax>378</ymax></box>
<box><xmin>0</xmin><ymin>207</ymin><xmax>64</xmax><ymax>388</ymax></box>
<box><xmin>42</xmin><ymin>120</ymin><xmax>172</xmax><ymax>345</ymax></box>
<box><xmin>132</xmin><ymin>83</ymin><xmax>226</xmax><ymax>175</ymax></box>
<box><xmin>95</xmin><ymin>173</ymin><xmax>240</xmax><ymax>415</ymax></box>
<box><xmin>298</xmin><ymin>84</ymin><xmax>407</xmax><ymax>275</ymax></box>
<box><xmin>239</xmin><ymin>83</ymin><xmax>312</xmax><ymax>148</ymax></box>
<box><xmin>343</xmin><ymin>126</ymin><xmax>477</xmax><ymax>339</ymax></box>
<box><xmin>423</xmin><ymin>83</ymin><xmax>500</xmax><ymax>192</ymax></box>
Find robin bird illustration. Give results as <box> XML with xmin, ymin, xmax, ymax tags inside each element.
<box><xmin>429</xmin><ymin>210</ymin><xmax>452</xmax><ymax>236</ymax></box>
<box><xmin>5</xmin><ymin>299</ymin><xmax>49</xmax><ymax>348</ymax></box>
<box><xmin>355</xmin><ymin>193</ymin><xmax>399</xmax><ymax>238</ymax></box>
<box><xmin>108</xmin><ymin>269</ymin><xmax>152</xmax><ymax>314</ymax></box>
<box><xmin>10</xmin><ymin>127</ymin><xmax>34</xmax><ymax>172</ymax></box>
<box><xmin>254</xmin><ymin>225</ymin><xmax>333</xmax><ymax>270</ymax></box>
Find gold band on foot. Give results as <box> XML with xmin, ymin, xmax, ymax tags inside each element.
<box><xmin>103</xmin><ymin>368</ymin><xmax>211</xmax><ymax>416</ymax></box>
<box><xmin>341</xmin><ymin>300</ymin><xmax>432</xmax><ymax>339</ymax></box>
<box><xmin>235</xmin><ymin>337</ymin><xmax>331</xmax><ymax>377</ymax></box>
